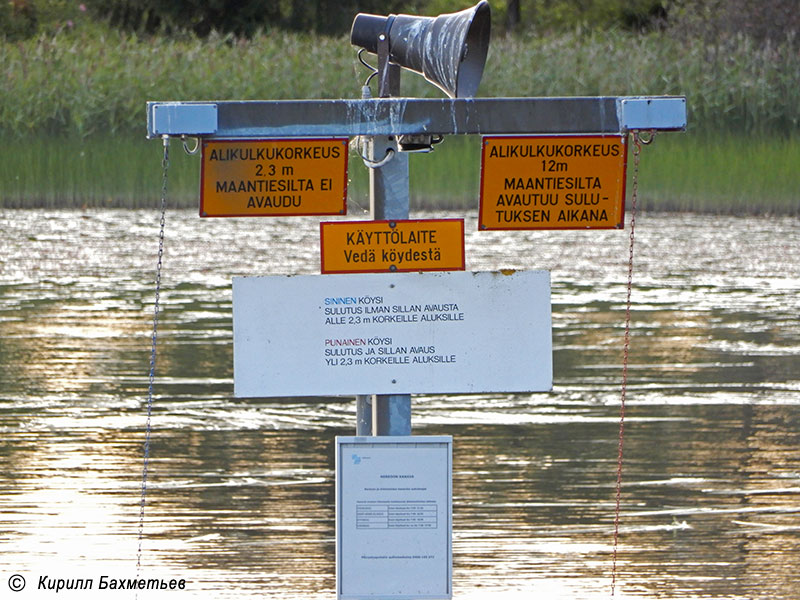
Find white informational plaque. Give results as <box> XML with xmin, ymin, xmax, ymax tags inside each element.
<box><xmin>336</xmin><ymin>436</ymin><xmax>452</xmax><ymax>600</ymax></box>
<box><xmin>233</xmin><ymin>270</ymin><xmax>552</xmax><ymax>397</ymax></box>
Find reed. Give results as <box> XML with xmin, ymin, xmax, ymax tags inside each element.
<box><xmin>485</xmin><ymin>30</ymin><xmax>800</xmax><ymax>136</ymax></box>
<box><xmin>406</xmin><ymin>133</ymin><xmax>800</xmax><ymax>215</ymax></box>
<box><xmin>637</xmin><ymin>132</ymin><xmax>800</xmax><ymax>214</ymax></box>
<box><xmin>1</xmin><ymin>25</ymin><xmax>799</xmax><ymax>138</ymax></box>
<box><xmin>0</xmin><ymin>135</ymin><xmax>197</xmax><ymax>208</ymax></box>
<box><xmin>2</xmin><ymin>25</ymin><xmax>797</xmax><ymax>213</ymax></box>
<box><xmin>0</xmin><ymin>133</ymin><xmax>796</xmax><ymax>215</ymax></box>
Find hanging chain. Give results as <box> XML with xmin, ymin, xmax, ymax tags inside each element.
<box><xmin>611</xmin><ymin>129</ymin><xmax>653</xmax><ymax>597</ymax></box>
<box><xmin>136</xmin><ymin>135</ymin><xmax>170</xmax><ymax>578</ymax></box>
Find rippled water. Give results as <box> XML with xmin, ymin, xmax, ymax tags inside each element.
<box><xmin>1</xmin><ymin>209</ymin><xmax>799</xmax><ymax>599</ymax></box>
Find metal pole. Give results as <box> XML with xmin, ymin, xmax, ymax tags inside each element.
<box><xmin>354</xmin><ymin>134</ymin><xmax>412</xmax><ymax>436</ymax></box>
<box><xmin>355</xmin><ymin>395</ymin><xmax>372</xmax><ymax>436</ymax></box>
<box><xmin>370</xmin><ymin>134</ymin><xmax>411</xmax><ymax>436</ymax></box>
<box><xmin>355</xmin><ymin>43</ymin><xmax>412</xmax><ymax>437</ymax></box>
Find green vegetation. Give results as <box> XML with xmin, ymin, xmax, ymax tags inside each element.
<box><xmin>0</xmin><ymin>135</ymin><xmax>198</xmax><ymax>208</ymax></box>
<box><xmin>1</xmin><ymin>133</ymin><xmax>795</xmax><ymax>215</ymax></box>
<box><xmin>0</xmin><ymin>1</ymin><xmax>798</xmax><ymax>213</ymax></box>
<box><xmin>635</xmin><ymin>134</ymin><xmax>800</xmax><ymax>214</ymax></box>
<box><xmin>412</xmin><ymin>133</ymin><xmax>800</xmax><ymax>215</ymax></box>
<box><xmin>2</xmin><ymin>25</ymin><xmax>799</xmax><ymax>138</ymax></box>
<box><xmin>0</xmin><ymin>0</ymin><xmax>673</xmax><ymax>40</ymax></box>
<box><xmin>7</xmin><ymin>1</ymin><xmax>797</xmax><ymax>41</ymax></box>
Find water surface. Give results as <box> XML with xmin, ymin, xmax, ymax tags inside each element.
<box><xmin>1</xmin><ymin>209</ymin><xmax>798</xmax><ymax>598</ymax></box>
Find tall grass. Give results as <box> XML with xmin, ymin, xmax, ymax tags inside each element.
<box><xmin>409</xmin><ymin>133</ymin><xmax>800</xmax><ymax>215</ymax></box>
<box><xmin>0</xmin><ymin>132</ymin><xmax>796</xmax><ymax>214</ymax></box>
<box><xmin>0</xmin><ymin>26</ymin><xmax>384</xmax><ymax>138</ymax></box>
<box><xmin>0</xmin><ymin>133</ymin><xmax>373</xmax><ymax>210</ymax></box>
<box><xmin>1</xmin><ymin>25</ymin><xmax>798</xmax><ymax>212</ymax></box>
<box><xmin>2</xmin><ymin>24</ymin><xmax>799</xmax><ymax>138</ymax></box>
<box><xmin>487</xmin><ymin>30</ymin><xmax>800</xmax><ymax>135</ymax></box>
<box><xmin>0</xmin><ymin>136</ymin><xmax>198</xmax><ymax>208</ymax></box>
<box><xmin>637</xmin><ymin>133</ymin><xmax>800</xmax><ymax>214</ymax></box>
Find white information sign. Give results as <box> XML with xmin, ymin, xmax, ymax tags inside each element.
<box><xmin>336</xmin><ymin>436</ymin><xmax>452</xmax><ymax>600</ymax></box>
<box><xmin>233</xmin><ymin>270</ymin><xmax>552</xmax><ymax>397</ymax></box>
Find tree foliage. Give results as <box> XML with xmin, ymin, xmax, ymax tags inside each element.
<box><xmin>2</xmin><ymin>0</ymin><xmax>798</xmax><ymax>42</ymax></box>
<box><xmin>79</xmin><ymin>0</ymin><xmax>427</xmax><ymax>37</ymax></box>
<box><xmin>668</xmin><ymin>0</ymin><xmax>800</xmax><ymax>44</ymax></box>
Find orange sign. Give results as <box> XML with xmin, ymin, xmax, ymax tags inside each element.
<box><xmin>479</xmin><ymin>135</ymin><xmax>628</xmax><ymax>230</ymax></box>
<box><xmin>320</xmin><ymin>219</ymin><xmax>465</xmax><ymax>274</ymax></box>
<box><xmin>200</xmin><ymin>138</ymin><xmax>348</xmax><ymax>217</ymax></box>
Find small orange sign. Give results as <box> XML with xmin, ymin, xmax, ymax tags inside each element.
<box><xmin>320</xmin><ymin>219</ymin><xmax>465</xmax><ymax>274</ymax></box>
<box><xmin>200</xmin><ymin>138</ymin><xmax>348</xmax><ymax>217</ymax></box>
<box><xmin>479</xmin><ymin>135</ymin><xmax>627</xmax><ymax>230</ymax></box>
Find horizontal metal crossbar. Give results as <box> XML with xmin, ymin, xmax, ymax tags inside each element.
<box><xmin>147</xmin><ymin>96</ymin><xmax>686</xmax><ymax>139</ymax></box>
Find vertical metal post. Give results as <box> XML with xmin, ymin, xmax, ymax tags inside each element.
<box><xmin>370</xmin><ymin>134</ymin><xmax>411</xmax><ymax>436</ymax></box>
<box><xmin>355</xmin><ymin>134</ymin><xmax>412</xmax><ymax>436</ymax></box>
<box><xmin>355</xmin><ymin>32</ymin><xmax>412</xmax><ymax>437</ymax></box>
<box><xmin>355</xmin><ymin>395</ymin><xmax>372</xmax><ymax>436</ymax></box>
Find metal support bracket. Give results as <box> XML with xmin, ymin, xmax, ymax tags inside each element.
<box><xmin>618</xmin><ymin>97</ymin><xmax>687</xmax><ymax>131</ymax></box>
<box><xmin>148</xmin><ymin>102</ymin><xmax>218</xmax><ymax>137</ymax></box>
<box><xmin>146</xmin><ymin>96</ymin><xmax>686</xmax><ymax>139</ymax></box>
<box><xmin>377</xmin><ymin>30</ymin><xmax>401</xmax><ymax>98</ymax></box>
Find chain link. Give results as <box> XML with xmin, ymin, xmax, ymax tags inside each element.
<box><xmin>611</xmin><ymin>130</ymin><xmax>652</xmax><ymax>597</ymax></box>
<box><xmin>136</xmin><ymin>135</ymin><xmax>170</xmax><ymax>578</ymax></box>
